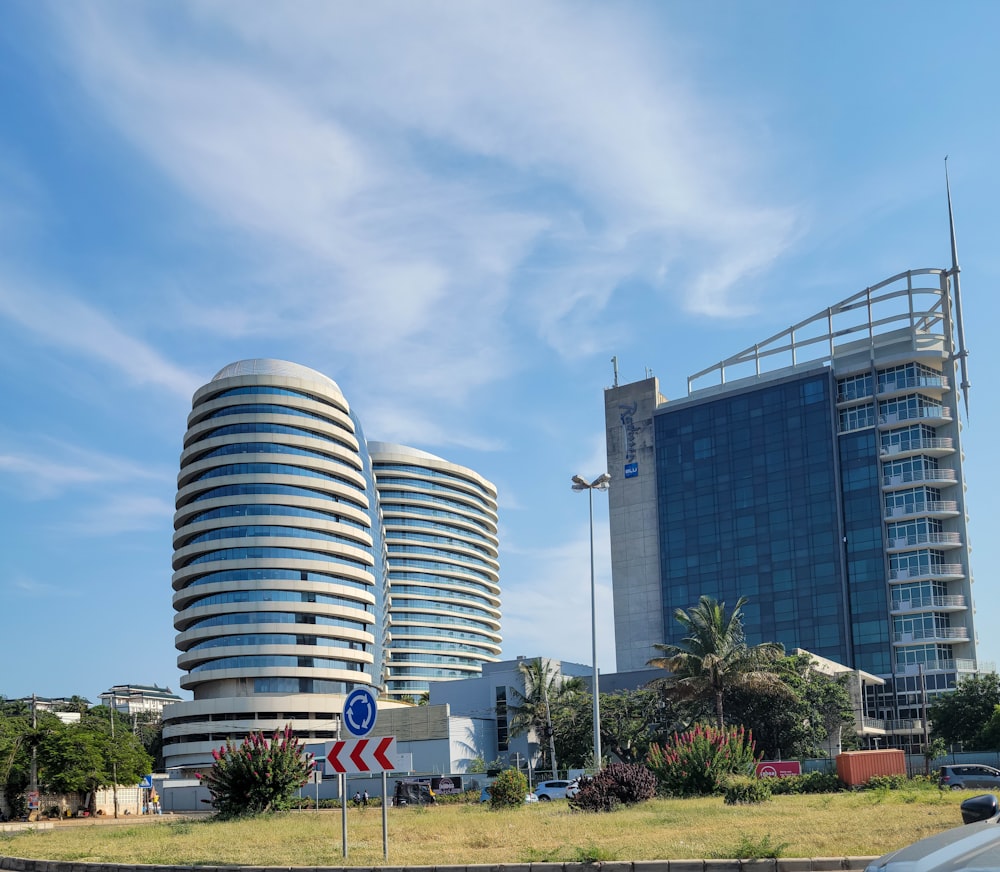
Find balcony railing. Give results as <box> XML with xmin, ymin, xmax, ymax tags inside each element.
<box><xmin>877</xmin><ymin>375</ymin><xmax>948</xmax><ymax>395</ymax></box>
<box><xmin>884</xmin><ymin>501</ymin><xmax>959</xmax><ymax>519</ymax></box>
<box><xmin>882</xmin><ymin>469</ymin><xmax>957</xmax><ymax>487</ymax></box>
<box><xmin>879</xmin><ymin>408</ymin><xmax>952</xmax><ymax>426</ymax></box>
<box><xmin>891</xmin><ymin>595</ymin><xmax>966</xmax><ymax>612</ymax></box>
<box><xmin>895</xmin><ymin>659</ymin><xmax>979</xmax><ymax>676</ymax></box>
<box><xmin>893</xmin><ymin>626</ymin><xmax>970</xmax><ymax>644</ymax></box>
<box><xmin>889</xmin><ymin>564</ymin><xmax>964</xmax><ymax>581</ymax></box>
<box><xmin>880</xmin><ymin>438</ymin><xmax>954</xmax><ymax>456</ymax></box>
<box><xmin>887</xmin><ymin>532</ymin><xmax>962</xmax><ymax>549</ymax></box>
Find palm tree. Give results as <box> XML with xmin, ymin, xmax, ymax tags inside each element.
<box><xmin>648</xmin><ymin>595</ymin><xmax>784</xmax><ymax>729</ymax></box>
<box><xmin>507</xmin><ymin>658</ymin><xmax>585</xmax><ymax>777</ymax></box>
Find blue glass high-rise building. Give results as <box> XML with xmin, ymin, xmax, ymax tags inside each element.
<box><xmin>605</xmin><ymin>268</ymin><xmax>975</xmax><ymax>750</ymax></box>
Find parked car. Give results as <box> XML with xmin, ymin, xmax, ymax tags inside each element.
<box><xmin>865</xmin><ymin>793</ymin><xmax>1000</xmax><ymax>870</ymax></box>
<box><xmin>534</xmin><ymin>779</ymin><xmax>574</xmax><ymax>801</ymax></box>
<box><xmin>566</xmin><ymin>778</ymin><xmax>581</xmax><ymax>799</ymax></box>
<box><xmin>938</xmin><ymin>764</ymin><xmax>1000</xmax><ymax>791</ymax></box>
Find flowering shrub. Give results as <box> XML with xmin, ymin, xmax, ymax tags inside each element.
<box><xmin>196</xmin><ymin>724</ymin><xmax>313</xmax><ymax>818</ymax></box>
<box><xmin>570</xmin><ymin>763</ymin><xmax>657</xmax><ymax>812</ymax></box>
<box><xmin>647</xmin><ymin>724</ymin><xmax>759</xmax><ymax>797</ymax></box>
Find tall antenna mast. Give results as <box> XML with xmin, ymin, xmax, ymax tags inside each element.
<box><xmin>611</xmin><ymin>356</ymin><xmax>619</xmax><ymax>388</ymax></box>
<box><xmin>945</xmin><ymin>156</ymin><xmax>971</xmax><ymax>416</ymax></box>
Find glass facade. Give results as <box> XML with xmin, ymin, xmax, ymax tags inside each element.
<box><xmin>654</xmin><ymin>370</ymin><xmax>851</xmax><ymax>661</ymax></box>
<box><xmin>608</xmin><ymin>268</ymin><xmax>976</xmax><ymax>754</ymax></box>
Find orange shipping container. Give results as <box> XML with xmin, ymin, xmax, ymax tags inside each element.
<box><xmin>836</xmin><ymin>749</ymin><xmax>906</xmax><ymax>786</ymax></box>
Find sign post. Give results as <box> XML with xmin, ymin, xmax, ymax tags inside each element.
<box><xmin>331</xmin><ymin>688</ymin><xmax>400</xmax><ymax>861</ymax></box>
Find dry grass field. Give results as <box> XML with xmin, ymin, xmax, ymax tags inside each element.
<box><xmin>0</xmin><ymin>789</ymin><xmax>972</xmax><ymax>866</ymax></box>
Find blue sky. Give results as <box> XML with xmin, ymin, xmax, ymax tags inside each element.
<box><xmin>2</xmin><ymin>1</ymin><xmax>999</xmax><ymax>704</ymax></box>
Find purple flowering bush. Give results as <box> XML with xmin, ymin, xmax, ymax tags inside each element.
<box><xmin>196</xmin><ymin>724</ymin><xmax>313</xmax><ymax>818</ymax></box>
<box><xmin>646</xmin><ymin>723</ymin><xmax>759</xmax><ymax>797</ymax></box>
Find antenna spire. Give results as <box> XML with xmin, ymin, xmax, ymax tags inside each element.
<box><xmin>945</xmin><ymin>157</ymin><xmax>971</xmax><ymax>417</ymax></box>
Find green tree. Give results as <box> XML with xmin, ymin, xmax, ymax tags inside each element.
<box><xmin>549</xmin><ymin>692</ymin><xmax>593</xmax><ymax>770</ymax></box>
<box><xmin>0</xmin><ymin>700</ymin><xmax>33</xmax><ymax>815</ymax></box>
<box><xmin>649</xmin><ymin>595</ymin><xmax>785</xmax><ymax>729</ymax></box>
<box><xmin>507</xmin><ymin>658</ymin><xmax>585</xmax><ymax>777</ymax></box>
<box><xmin>37</xmin><ymin>715</ymin><xmax>152</xmax><ymax>814</ymax></box>
<box><xmin>725</xmin><ymin>653</ymin><xmax>854</xmax><ymax>759</ymax></box>
<box><xmin>977</xmin><ymin>706</ymin><xmax>1000</xmax><ymax>751</ymax></box>
<box><xmin>132</xmin><ymin>711</ymin><xmax>165</xmax><ymax>772</ymax></box>
<box><xmin>923</xmin><ymin>736</ymin><xmax>949</xmax><ymax>775</ymax></box>
<box><xmin>929</xmin><ymin>673</ymin><xmax>1000</xmax><ymax>749</ymax></box>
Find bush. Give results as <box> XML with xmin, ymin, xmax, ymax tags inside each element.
<box><xmin>722</xmin><ymin>775</ymin><xmax>772</xmax><ymax>805</ymax></box>
<box><xmin>767</xmin><ymin>771</ymin><xmax>844</xmax><ymax>795</ymax></box>
<box><xmin>488</xmin><ymin>768</ymin><xmax>528</xmax><ymax>808</ymax></box>
<box><xmin>647</xmin><ymin>724</ymin><xmax>759</xmax><ymax>797</ymax></box>
<box><xmin>570</xmin><ymin>763</ymin><xmax>657</xmax><ymax>812</ymax></box>
<box><xmin>865</xmin><ymin>774</ymin><xmax>909</xmax><ymax>791</ymax></box>
<box><xmin>712</xmin><ymin>833</ymin><xmax>789</xmax><ymax>860</ymax></box>
<box><xmin>196</xmin><ymin>724</ymin><xmax>313</xmax><ymax>818</ymax></box>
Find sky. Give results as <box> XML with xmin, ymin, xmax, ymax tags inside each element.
<box><xmin>1</xmin><ymin>1</ymin><xmax>999</xmax><ymax>705</ymax></box>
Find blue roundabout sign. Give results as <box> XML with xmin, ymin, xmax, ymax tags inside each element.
<box><xmin>343</xmin><ymin>686</ymin><xmax>378</xmax><ymax>737</ymax></box>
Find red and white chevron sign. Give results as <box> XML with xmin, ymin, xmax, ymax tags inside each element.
<box><xmin>326</xmin><ymin>736</ymin><xmax>399</xmax><ymax>774</ymax></box>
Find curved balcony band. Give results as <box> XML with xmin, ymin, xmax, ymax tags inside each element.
<box><xmin>369</xmin><ymin>442</ymin><xmax>501</xmax><ymax>701</ymax></box>
<box><xmin>884</xmin><ymin>501</ymin><xmax>960</xmax><ymax>521</ymax></box>
<box><xmin>888</xmin><ymin>563</ymin><xmax>965</xmax><ymax>582</ymax></box>
<box><xmin>892</xmin><ymin>627</ymin><xmax>970</xmax><ymax>645</ymax></box>
<box><xmin>171</xmin><ymin>360</ymin><xmax>384</xmax><ymax>703</ymax></box>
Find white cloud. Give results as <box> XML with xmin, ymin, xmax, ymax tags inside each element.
<box><xmin>51</xmin><ymin>1</ymin><xmax>799</xmax><ymax>395</ymax></box>
<box><xmin>0</xmin><ymin>272</ymin><xmax>202</xmax><ymax>399</ymax></box>
<box><xmin>0</xmin><ymin>437</ymin><xmax>172</xmax><ymax>500</ymax></box>
<box><xmin>68</xmin><ymin>494</ymin><xmax>175</xmax><ymax>536</ymax></box>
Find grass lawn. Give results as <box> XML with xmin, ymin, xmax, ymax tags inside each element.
<box><xmin>0</xmin><ymin>789</ymin><xmax>973</xmax><ymax>867</ymax></box>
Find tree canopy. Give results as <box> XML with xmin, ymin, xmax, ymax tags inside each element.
<box><xmin>0</xmin><ymin>698</ymin><xmax>153</xmax><ymax>816</ymax></box>
<box><xmin>648</xmin><ymin>595</ymin><xmax>785</xmax><ymax>729</ymax></box>
<box><xmin>929</xmin><ymin>673</ymin><xmax>1000</xmax><ymax>749</ymax></box>
<box><xmin>725</xmin><ymin>652</ymin><xmax>855</xmax><ymax>759</ymax></box>
<box><xmin>507</xmin><ymin>658</ymin><xmax>585</xmax><ymax>775</ymax></box>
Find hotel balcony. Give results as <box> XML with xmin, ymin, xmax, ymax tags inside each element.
<box><xmin>878</xmin><ymin>407</ymin><xmax>953</xmax><ymax>429</ymax></box>
<box><xmin>881</xmin><ymin>468</ymin><xmax>957</xmax><ymax>491</ymax></box>
<box><xmin>884</xmin><ymin>501</ymin><xmax>960</xmax><ymax>521</ymax></box>
<box><xmin>889</xmin><ymin>563</ymin><xmax>965</xmax><ymax>582</ymax></box>
<box><xmin>886</xmin><ymin>532</ymin><xmax>962</xmax><ymax>552</ymax></box>
<box><xmin>894</xmin><ymin>659</ymin><xmax>979</xmax><ymax>677</ymax></box>
<box><xmin>890</xmin><ymin>595</ymin><xmax>966</xmax><ymax>615</ymax></box>
<box><xmin>893</xmin><ymin>626</ymin><xmax>970</xmax><ymax>645</ymax></box>
<box><xmin>876</xmin><ymin>375</ymin><xmax>949</xmax><ymax>400</ymax></box>
<box><xmin>879</xmin><ymin>437</ymin><xmax>954</xmax><ymax>459</ymax></box>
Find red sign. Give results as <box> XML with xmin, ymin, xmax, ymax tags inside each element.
<box><xmin>326</xmin><ymin>736</ymin><xmax>398</xmax><ymax>774</ymax></box>
<box><xmin>756</xmin><ymin>761</ymin><xmax>802</xmax><ymax>778</ymax></box>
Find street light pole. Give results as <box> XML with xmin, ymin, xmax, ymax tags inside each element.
<box><xmin>572</xmin><ymin>472</ymin><xmax>611</xmax><ymax>771</ymax></box>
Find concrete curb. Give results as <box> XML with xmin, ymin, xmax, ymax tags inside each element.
<box><xmin>2</xmin><ymin>857</ymin><xmax>879</xmax><ymax>872</ymax></box>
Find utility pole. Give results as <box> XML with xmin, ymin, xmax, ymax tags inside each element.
<box><xmin>29</xmin><ymin>695</ymin><xmax>37</xmax><ymax>821</ymax></box>
<box><xmin>109</xmin><ymin>694</ymin><xmax>119</xmax><ymax>819</ymax></box>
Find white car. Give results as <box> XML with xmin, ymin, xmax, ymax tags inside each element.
<box><xmin>480</xmin><ymin>786</ymin><xmax>538</xmax><ymax>803</ymax></box>
<box><xmin>534</xmin><ymin>779</ymin><xmax>575</xmax><ymax>801</ymax></box>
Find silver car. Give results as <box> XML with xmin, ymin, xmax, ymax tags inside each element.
<box><xmin>938</xmin><ymin>764</ymin><xmax>1000</xmax><ymax>791</ymax></box>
